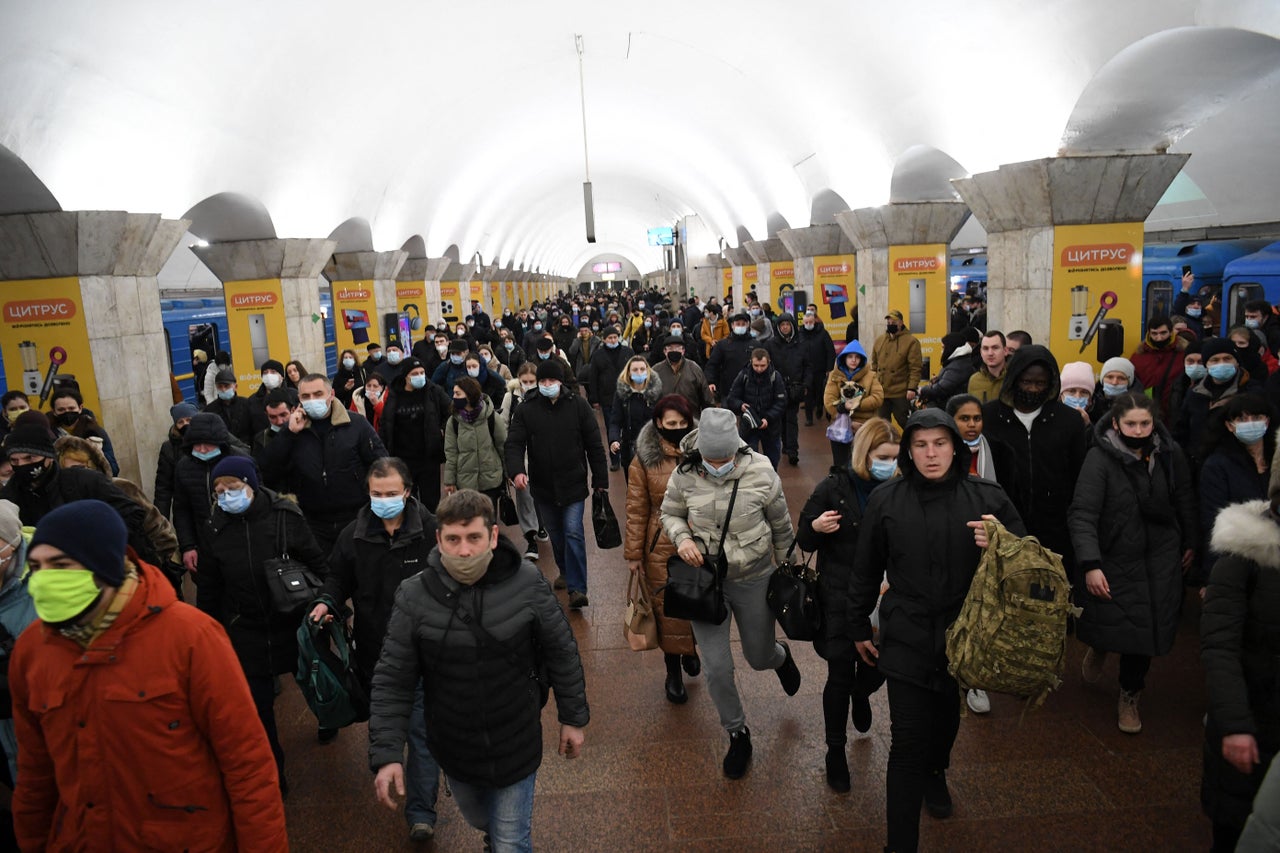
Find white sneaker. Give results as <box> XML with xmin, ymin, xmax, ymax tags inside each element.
<box><xmin>966</xmin><ymin>689</ymin><xmax>991</xmax><ymax>714</ymax></box>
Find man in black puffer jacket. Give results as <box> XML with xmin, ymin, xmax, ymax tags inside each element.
<box><xmin>725</xmin><ymin>348</ymin><xmax>788</xmax><ymax>470</ymax></box>
<box><xmin>369</xmin><ymin>489</ymin><xmax>588</xmax><ymax>851</ymax></box>
<box><xmin>766</xmin><ymin>313</ymin><xmax>810</xmax><ymax>465</ymax></box>
<box><xmin>847</xmin><ymin>408</ymin><xmax>1024</xmax><ymax>853</ymax></box>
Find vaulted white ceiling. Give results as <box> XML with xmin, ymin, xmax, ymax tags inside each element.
<box><xmin>2</xmin><ymin>0</ymin><xmax>1279</xmax><ymax>275</ymax></box>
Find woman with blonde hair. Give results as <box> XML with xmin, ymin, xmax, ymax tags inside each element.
<box><xmin>797</xmin><ymin>416</ymin><xmax>899</xmax><ymax>791</ymax></box>
<box><xmin>609</xmin><ymin>355</ymin><xmax>663</xmax><ymax>482</ymax></box>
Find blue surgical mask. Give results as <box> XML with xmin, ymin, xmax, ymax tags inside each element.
<box><xmin>1063</xmin><ymin>393</ymin><xmax>1090</xmax><ymax>410</ymax></box>
<box><xmin>644</xmin><ymin>320</ymin><xmax>652</xmax><ymax>328</ymax></box>
<box><xmin>466</xmin><ymin>367</ymin><xmax>481</xmax><ymax>378</ymax></box>
<box><xmin>539</xmin><ymin>382</ymin><xmax>561</xmax><ymax>398</ymax></box>
<box><xmin>964</xmin><ymin>436</ymin><xmax>982</xmax><ymax>448</ymax></box>
<box><xmin>1186</xmin><ymin>307</ymin><xmax>1202</xmax><ymax>318</ymax></box>
<box><xmin>1246</xmin><ymin>318</ymin><xmax>1261</xmax><ymax>330</ymax></box>
<box><xmin>537</xmin><ymin>351</ymin><xmax>551</xmax><ymax>360</ymax></box>
<box><xmin>869</xmin><ymin>459</ymin><xmax>897</xmax><ymax>481</ymax></box>
<box><xmin>605</xmin><ymin>341</ymin><xmax>618</xmax><ymax>349</ymax></box>
<box><xmin>670</xmin><ymin>327</ymin><xmax>682</xmax><ymax>336</ymax></box>
<box><xmin>409</xmin><ymin>374</ymin><xmax>427</xmax><ymax>389</ymax></box>
<box><xmin>342</xmin><ymin>357</ymin><xmax>355</xmax><ymax>370</ymax></box>
<box><xmin>370</xmin><ymin>495</ymin><xmax>406</xmax><ymax>520</ymax></box>
<box><xmin>217</xmin><ymin>388</ymin><xmax>236</xmax><ymax>401</ymax></box>
<box><xmin>504</xmin><ymin>342</ymin><xmax>515</xmax><ymax>351</ymax></box>
<box><xmin>370</xmin><ymin>351</ymin><xmax>383</xmax><ymax>361</ymax></box>
<box><xmin>449</xmin><ymin>354</ymin><xmax>464</xmax><ymax>365</ymax></box>
<box><xmin>749</xmin><ymin>308</ymin><xmax>762</xmax><ymax>318</ymax></box>
<box><xmin>732</xmin><ymin>326</ymin><xmax>748</xmax><ymax>336</ymax></box>
<box><xmin>1185</xmin><ymin>364</ymin><xmax>1207</xmax><ymax>381</ymax></box>
<box><xmin>301</xmin><ymin>399</ymin><xmax>330</xmax><ymax>420</ymax></box>
<box><xmin>1208</xmin><ymin>363</ymin><xmax>1238</xmax><ymax>382</ymax></box>
<box><xmin>387</xmin><ymin>352</ymin><xmax>403</xmax><ymax>365</ymax></box>
<box><xmin>630</xmin><ymin>371</ymin><xmax>647</xmax><ymax>384</ymax></box>
<box><xmin>749</xmin><ymin>330</ymin><xmax>760</xmax><ymax>339</ymax></box>
<box><xmin>1102</xmin><ymin>383</ymin><xmax>1128</xmax><ymax>397</ymax></box>
<box><xmin>534</xmin><ymin>323</ymin><xmax>543</xmax><ymax>331</ymax></box>
<box><xmin>217</xmin><ymin>488</ymin><xmax>251</xmax><ymax>514</ymax></box>
<box><xmin>1234</xmin><ymin>420</ymin><xmax>1270</xmax><ymax>445</ymax></box>
<box><xmin>192</xmin><ymin>447</ymin><xmax>221</xmax><ymax>462</ymax></box>
<box><xmin>269</xmin><ymin>423</ymin><xmax>283</xmax><ymax>433</ymax></box>
<box><xmin>702</xmin><ymin>459</ymin><xmax>735</xmax><ymax>477</ymax></box>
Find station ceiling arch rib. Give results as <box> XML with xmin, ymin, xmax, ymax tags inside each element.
<box><xmin>182</xmin><ymin>192</ymin><xmax>276</xmax><ymax>244</ymax></box>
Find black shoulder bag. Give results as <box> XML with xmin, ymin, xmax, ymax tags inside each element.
<box><xmin>263</xmin><ymin>511</ymin><xmax>324</xmax><ymax>615</ymax></box>
<box><xmin>662</xmin><ymin>479</ymin><xmax>739</xmax><ymax>625</ymax></box>
<box><xmin>419</xmin><ymin>569</ymin><xmax>549</xmax><ymax>707</ymax></box>
<box><xmin>767</xmin><ymin>539</ymin><xmax>822</xmax><ymax>641</ymax></box>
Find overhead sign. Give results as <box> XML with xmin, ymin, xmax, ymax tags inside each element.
<box><xmin>647</xmin><ymin>227</ymin><xmax>674</xmax><ymax>246</ymax></box>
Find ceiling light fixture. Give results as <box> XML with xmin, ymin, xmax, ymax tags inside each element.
<box><xmin>576</xmin><ymin>34</ymin><xmax>595</xmax><ymax>244</ymax></box>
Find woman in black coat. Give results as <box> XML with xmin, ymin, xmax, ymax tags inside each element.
<box><xmin>197</xmin><ymin>456</ymin><xmax>327</xmax><ymax>792</ymax></box>
<box><xmin>1068</xmin><ymin>393</ymin><xmax>1197</xmax><ymax>736</ymax></box>
<box><xmin>608</xmin><ymin>355</ymin><xmax>662</xmax><ymax>482</ymax></box>
<box><xmin>1200</xmin><ymin>485</ymin><xmax>1280</xmax><ymax>852</ymax></box>
<box><xmin>1198</xmin><ymin>394</ymin><xmax>1274</xmax><ymax>575</ymax></box>
<box><xmin>797</xmin><ymin>416</ymin><xmax>898</xmax><ymax>792</ymax></box>
<box><xmin>847</xmin><ymin>408</ymin><xmax>1024</xmax><ymax>853</ymax></box>
<box><xmin>332</xmin><ymin>347</ymin><xmax>365</xmax><ymax>408</ymax></box>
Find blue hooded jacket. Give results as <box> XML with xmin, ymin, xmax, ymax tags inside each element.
<box><xmin>835</xmin><ymin>340</ymin><xmax>870</xmax><ymax>380</ymax></box>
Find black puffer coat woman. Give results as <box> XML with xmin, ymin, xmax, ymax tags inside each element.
<box><xmin>1068</xmin><ymin>393</ymin><xmax>1197</xmax><ymax>736</ymax></box>
<box><xmin>608</xmin><ymin>357</ymin><xmax>663</xmax><ymax>482</ymax></box>
<box><xmin>1201</xmin><ymin>487</ymin><xmax>1280</xmax><ymax>852</ymax></box>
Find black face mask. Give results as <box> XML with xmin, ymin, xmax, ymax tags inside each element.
<box><xmin>1118</xmin><ymin>431</ymin><xmax>1153</xmax><ymax>451</ymax></box>
<box><xmin>657</xmin><ymin>425</ymin><xmax>692</xmax><ymax>447</ymax></box>
<box><xmin>55</xmin><ymin>411</ymin><xmax>80</xmax><ymax>427</ymax></box>
<box><xmin>1012</xmin><ymin>387</ymin><xmax>1049</xmax><ymax>411</ymax></box>
<box><xmin>11</xmin><ymin>460</ymin><xmax>49</xmax><ymax>488</ymax></box>
<box><xmin>666</xmin><ymin>350</ymin><xmax>683</xmax><ymax>364</ymax></box>
<box><xmin>887</xmin><ymin>324</ymin><xmax>900</xmax><ymax>334</ymax></box>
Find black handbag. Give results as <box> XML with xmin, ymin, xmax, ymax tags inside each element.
<box><xmin>662</xmin><ymin>480</ymin><xmax>739</xmax><ymax>625</ymax></box>
<box><xmin>767</xmin><ymin>539</ymin><xmax>822</xmax><ymax>641</ymax></box>
<box><xmin>497</xmin><ymin>482</ymin><xmax>519</xmax><ymax>526</ymax></box>
<box><xmin>264</xmin><ymin>511</ymin><xmax>323</xmax><ymax>615</ymax></box>
<box><xmin>592</xmin><ymin>491</ymin><xmax>622</xmax><ymax>549</ymax></box>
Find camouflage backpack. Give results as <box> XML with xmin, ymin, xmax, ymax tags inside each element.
<box><xmin>945</xmin><ymin>519</ymin><xmax>1079</xmax><ymax>709</ymax></box>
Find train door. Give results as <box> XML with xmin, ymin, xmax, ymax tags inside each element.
<box><xmin>1145</xmin><ymin>279</ymin><xmax>1173</xmax><ymax>329</ymax></box>
<box><xmin>189</xmin><ymin>322</ymin><xmax>218</xmax><ymax>369</ymax></box>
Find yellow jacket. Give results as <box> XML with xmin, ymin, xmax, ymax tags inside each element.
<box><xmin>700</xmin><ymin>316</ymin><xmax>728</xmax><ymax>358</ymax></box>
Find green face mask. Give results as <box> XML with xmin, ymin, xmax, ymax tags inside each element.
<box><xmin>27</xmin><ymin>568</ymin><xmax>102</xmax><ymax>624</ymax></box>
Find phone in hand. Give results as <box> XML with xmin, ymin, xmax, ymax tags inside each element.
<box><xmin>1182</xmin><ymin>265</ymin><xmax>1193</xmax><ymax>277</ymax></box>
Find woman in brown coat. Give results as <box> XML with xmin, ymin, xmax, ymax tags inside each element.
<box><xmin>625</xmin><ymin>393</ymin><xmax>701</xmax><ymax>703</ymax></box>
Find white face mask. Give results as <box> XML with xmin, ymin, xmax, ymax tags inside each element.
<box><xmin>261</xmin><ymin>372</ymin><xmax>282</xmax><ymax>389</ymax></box>
<box><xmin>521</xmin><ymin>382</ymin><xmax>537</xmax><ymax>393</ymax></box>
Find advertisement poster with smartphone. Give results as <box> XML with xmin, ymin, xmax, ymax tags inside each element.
<box><xmin>329</xmin><ymin>280</ymin><xmax>380</xmax><ymax>355</ymax></box>
<box><xmin>222</xmin><ymin>278</ymin><xmax>289</xmax><ymax>394</ymax></box>
<box><xmin>1051</xmin><ymin>222</ymin><xmax>1142</xmax><ymax>373</ymax></box>
<box><xmin>0</xmin><ymin>277</ymin><xmax>101</xmax><ymax>416</ymax></box>
<box><xmin>812</xmin><ymin>254</ymin><xmax>858</xmax><ymax>343</ymax></box>
<box><xmin>439</xmin><ymin>282</ymin><xmax>461</xmax><ymax>326</ymax></box>
<box><xmin>768</xmin><ymin>264</ymin><xmax>794</xmax><ymax>313</ymax></box>
<box><xmin>887</xmin><ymin>245</ymin><xmax>947</xmax><ymax>376</ymax></box>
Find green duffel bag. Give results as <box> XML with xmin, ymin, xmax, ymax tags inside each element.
<box><xmin>295</xmin><ymin>600</ymin><xmax>370</xmax><ymax>729</ymax></box>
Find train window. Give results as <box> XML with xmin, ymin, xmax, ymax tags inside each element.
<box><xmin>1228</xmin><ymin>282</ymin><xmax>1263</xmax><ymax>328</ymax></box>
<box><xmin>1146</xmin><ymin>280</ymin><xmax>1173</xmax><ymax>328</ymax></box>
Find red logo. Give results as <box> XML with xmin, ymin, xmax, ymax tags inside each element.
<box><xmin>230</xmin><ymin>292</ymin><xmax>278</xmax><ymax>307</ymax></box>
<box><xmin>1060</xmin><ymin>244</ymin><xmax>1134</xmax><ymax>266</ymax></box>
<box><xmin>817</xmin><ymin>263</ymin><xmax>850</xmax><ymax>275</ymax></box>
<box><xmin>893</xmin><ymin>257</ymin><xmax>939</xmax><ymax>272</ymax></box>
<box><xmin>4</xmin><ymin>298</ymin><xmax>77</xmax><ymax>321</ymax></box>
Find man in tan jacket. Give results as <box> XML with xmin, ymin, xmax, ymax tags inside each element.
<box><xmin>872</xmin><ymin>310</ymin><xmax>922</xmax><ymax>430</ymax></box>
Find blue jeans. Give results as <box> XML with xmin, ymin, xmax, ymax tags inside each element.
<box><xmin>405</xmin><ymin>687</ymin><xmax>440</xmax><ymax>827</ymax></box>
<box><xmin>447</xmin><ymin>770</ymin><xmax>537</xmax><ymax>852</ymax></box>
<box><xmin>533</xmin><ymin>498</ymin><xmax>587</xmax><ymax>594</ymax></box>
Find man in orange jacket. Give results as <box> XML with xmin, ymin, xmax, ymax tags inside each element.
<box><xmin>10</xmin><ymin>500</ymin><xmax>286</xmax><ymax>852</ymax></box>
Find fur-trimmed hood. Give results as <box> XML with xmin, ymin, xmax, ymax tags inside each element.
<box><xmin>1211</xmin><ymin>499</ymin><xmax>1280</xmax><ymax>570</ymax></box>
<box><xmin>633</xmin><ymin>417</ymin><xmax>695</xmax><ymax>468</ymax></box>
<box><xmin>614</xmin><ymin>372</ymin><xmax>663</xmax><ymax>406</ymax></box>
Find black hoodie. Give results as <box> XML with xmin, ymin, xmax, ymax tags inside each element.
<box><xmin>172</xmin><ymin>413</ymin><xmax>254</xmax><ymax>553</ymax></box>
<box><xmin>847</xmin><ymin>408</ymin><xmax>1025</xmax><ymax>692</ymax></box>
<box><xmin>980</xmin><ymin>345</ymin><xmax>1088</xmax><ymax>564</ymax></box>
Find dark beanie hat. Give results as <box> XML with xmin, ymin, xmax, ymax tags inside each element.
<box><xmin>448</xmin><ymin>339</ymin><xmax>469</xmax><ymax>353</ymax></box>
<box><xmin>535</xmin><ymin>337</ymin><xmax>554</xmax><ymax>352</ymax></box>
<box><xmin>260</xmin><ymin>359</ymin><xmax>285</xmax><ymax>375</ymax></box>
<box><xmin>12</xmin><ymin>410</ymin><xmax>54</xmax><ymax>437</ymax></box>
<box><xmin>211</xmin><ymin>456</ymin><xmax>260</xmax><ymax>490</ymax></box>
<box><xmin>170</xmin><ymin>402</ymin><xmax>198</xmax><ymax>424</ymax></box>
<box><xmin>30</xmin><ymin>499</ymin><xmax>127</xmax><ymax>586</ymax></box>
<box><xmin>366</xmin><ymin>342</ymin><xmax>381</xmax><ymax>351</ymax></box>
<box><xmin>4</xmin><ymin>424</ymin><xmax>56</xmax><ymax>459</ymax></box>
<box><xmin>536</xmin><ymin>360</ymin><xmax>564</xmax><ymax>382</ymax></box>
<box><xmin>1201</xmin><ymin>337</ymin><xmax>1237</xmax><ymax>362</ymax></box>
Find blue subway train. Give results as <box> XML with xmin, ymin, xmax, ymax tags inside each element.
<box><xmin>1222</xmin><ymin>241</ymin><xmax>1280</xmax><ymax>334</ymax></box>
<box><xmin>1141</xmin><ymin>240</ymin><xmax>1270</xmax><ymax>332</ymax></box>
<box><xmin>949</xmin><ymin>254</ymin><xmax>988</xmax><ymax>294</ymax></box>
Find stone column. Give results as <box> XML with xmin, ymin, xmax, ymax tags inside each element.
<box><xmin>323</xmin><ymin>249</ymin><xmax>408</xmax><ymax>351</ymax></box>
<box><xmin>744</xmin><ymin>238</ymin><xmax>792</xmax><ymax>308</ymax></box>
<box><xmin>193</xmin><ymin>238</ymin><xmax>336</xmax><ymax>377</ymax></box>
<box><xmin>836</xmin><ymin>203</ymin><xmax>971</xmax><ymax>348</ymax></box>
<box><xmin>0</xmin><ymin>211</ymin><xmax>189</xmax><ymax>492</ymax></box>
<box><xmin>952</xmin><ymin>154</ymin><xmax>1188</xmax><ymax>345</ymax></box>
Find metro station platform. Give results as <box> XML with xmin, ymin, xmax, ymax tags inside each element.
<box><xmin>279</xmin><ymin>420</ymin><xmax>1212</xmax><ymax>852</ymax></box>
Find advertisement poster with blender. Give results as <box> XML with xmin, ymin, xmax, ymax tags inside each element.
<box><xmin>1050</xmin><ymin>223</ymin><xmax>1142</xmax><ymax>373</ymax></box>
<box><xmin>0</xmin><ymin>277</ymin><xmax>101</xmax><ymax>416</ymax></box>
<box><xmin>329</xmin><ymin>280</ymin><xmax>380</xmax><ymax>355</ymax></box>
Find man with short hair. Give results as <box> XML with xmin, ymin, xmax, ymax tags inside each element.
<box><xmin>247</xmin><ymin>359</ymin><xmax>299</xmax><ymax>435</ymax></box>
<box><xmin>767</xmin><ymin>313</ymin><xmax>811</xmax><ymax>465</ymax></box>
<box><xmin>585</xmin><ymin>327</ymin><xmax>633</xmax><ymax>469</ymax></box>
<box><xmin>1005</xmin><ymin>331</ymin><xmax>1032</xmax><ymax>356</ymax></box>
<box><xmin>374</xmin><ymin>343</ymin><xmax>406</xmax><ymax>384</ymax></box>
<box><xmin>798</xmin><ymin>309</ymin><xmax>836</xmax><ymax>425</ymax></box>
<box><xmin>11</xmin><ymin>500</ymin><xmax>287</xmax><ymax>851</ymax></box>
<box><xmin>432</xmin><ymin>340</ymin><xmax>472</xmax><ymax>390</ymax></box>
<box><xmin>873</xmin><ymin>310</ymin><xmax>923</xmax><ymax>431</ymax></box>
<box><xmin>259</xmin><ymin>373</ymin><xmax>387</xmax><ymax>555</ymax></box>
<box><xmin>967</xmin><ymin>331</ymin><xmax>1009</xmax><ymax>404</ymax></box>
<box><xmin>726</xmin><ymin>349</ymin><xmax>788</xmax><ymax>470</ymax></box>
<box><xmin>251</xmin><ymin>389</ymin><xmax>294</xmax><ymax>489</ymax></box>
<box><xmin>1130</xmin><ymin>315</ymin><xmax>1189</xmax><ymax>422</ymax></box>
<box><xmin>369</xmin><ymin>489</ymin><xmax>587</xmax><ymax>852</ymax></box>
<box><xmin>504</xmin><ymin>360</ymin><xmax>608</xmax><ymax>608</ymax></box>
<box><xmin>314</xmin><ymin>458</ymin><xmax>441</xmax><ymax>843</ymax></box>
<box><xmin>1243</xmin><ymin>299</ymin><xmax>1280</xmax><ymax>357</ymax></box>
<box><xmin>205</xmin><ymin>367</ymin><xmax>255</xmax><ymax>446</ymax></box>
<box><xmin>705</xmin><ymin>311</ymin><xmax>756</xmax><ymax>397</ymax></box>
<box><xmin>653</xmin><ymin>335</ymin><xmax>713</xmax><ymax>413</ymax></box>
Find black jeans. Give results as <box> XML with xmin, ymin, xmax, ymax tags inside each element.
<box><xmin>885</xmin><ymin>676</ymin><xmax>962</xmax><ymax>853</ymax></box>
<box><xmin>410</xmin><ymin>465</ymin><xmax>442</xmax><ymax>514</ymax></box>
<box><xmin>781</xmin><ymin>401</ymin><xmax>802</xmax><ymax>456</ymax></box>
<box><xmin>823</xmin><ymin>655</ymin><xmax>886</xmax><ymax>745</ymax></box>
<box><xmin>1118</xmin><ymin>653</ymin><xmax>1151</xmax><ymax>693</ymax></box>
<box><xmin>306</xmin><ymin>516</ymin><xmax>353</xmax><ymax>561</ymax></box>
<box><xmin>246</xmin><ymin>675</ymin><xmax>285</xmax><ymax>786</ymax></box>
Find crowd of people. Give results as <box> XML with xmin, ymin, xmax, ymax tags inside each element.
<box><xmin>0</xmin><ymin>272</ymin><xmax>1276</xmax><ymax>851</ymax></box>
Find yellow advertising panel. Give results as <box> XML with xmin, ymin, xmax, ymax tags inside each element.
<box><xmin>469</xmin><ymin>280</ymin><xmax>485</xmax><ymax>310</ymax></box>
<box><xmin>489</xmin><ymin>280</ymin><xmax>502</xmax><ymax>315</ymax></box>
<box><xmin>1051</xmin><ymin>223</ymin><xmax>1143</xmax><ymax>374</ymax></box>
<box><xmin>396</xmin><ymin>282</ymin><xmax>427</xmax><ymax>347</ymax></box>
<box><xmin>439</xmin><ymin>282</ymin><xmax>462</xmax><ymax>326</ymax></box>
<box><xmin>721</xmin><ymin>267</ymin><xmax>733</xmax><ymax>301</ymax></box>
<box><xmin>742</xmin><ymin>265</ymin><xmax>757</xmax><ymax>307</ymax></box>
<box><xmin>0</xmin><ymin>277</ymin><xmax>101</xmax><ymax>416</ymax></box>
<box><xmin>223</xmin><ymin>279</ymin><xmax>290</xmax><ymax>394</ymax></box>
<box><xmin>887</xmin><ymin>245</ymin><xmax>948</xmax><ymax>377</ymax></box>
<box><xmin>813</xmin><ymin>255</ymin><xmax>858</xmax><ymax>343</ymax></box>
<box><xmin>767</xmin><ymin>263</ymin><xmax>794</xmax><ymax>312</ymax></box>
<box><xmin>329</xmin><ymin>280</ymin><xmax>379</xmax><ymax>355</ymax></box>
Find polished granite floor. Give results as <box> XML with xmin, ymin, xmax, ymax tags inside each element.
<box><xmin>279</xmin><ymin>416</ymin><xmax>1215</xmax><ymax>852</ymax></box>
